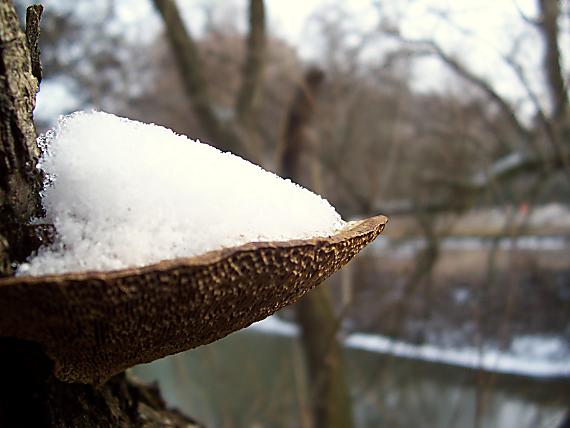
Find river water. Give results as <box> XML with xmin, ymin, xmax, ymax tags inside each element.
<box><xmin>132</xmin><ymin>317</ymin><xmax>569</xmax><ymax>428</ymax></box>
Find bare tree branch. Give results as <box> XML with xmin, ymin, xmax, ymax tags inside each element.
<box><xmin>328</xmin><ymin>147</ymin><xmax>563</xmax><ymax>218</ymax></box>
<box><xmin>503</xmin><ymin>50</ymin><xmax>554</xmax><ymax>140</ymax></box>
<box><xmin>281</xmin><ymin>68</ymin><xmax>325</xmax><ymax>182</ymax></box>
<box><xmin>538</xmin><ymin>0</ymin><xmax>568</xmax><ymax>123</ymax></box>
<box><xmin>280</xmin><ymin>68</ymin><xmax>355</xmax><ymax>428</ymax></box>
<box><xmin>512</xmin><ymin>0</ymin><xmax>541</xmax><ymax>27</ymax></box>
<box><xmin>152</xmin><ymin>0</ymin><xmax>270</xmax><ymax>162</ymax></box>
<box><xmin>152</xmin><ymin>0</ymin><xmax>244</xmax><ymax>155</ymax></box>
<box><xmin>395</xmin><ymin>37</ymin><xmax>534</xmax><ymax>145</ymax></box>
<box><xmin>426</xmin><ymin>152</ymin><xmax>550</xmax><ymax>190</ymax></box>
<box><xmin>235</xmin><ymin>0</ymin><xmax>266</xmax><ymax>128</ymax></box>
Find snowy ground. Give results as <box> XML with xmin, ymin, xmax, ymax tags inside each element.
<box><xmin>371</xmin><ymin>234</ymin><xmax>570</xmax><ymax>259</ymax></box>
<box><xmin>383</xmin><ymin>203</ymin><xmax>570</xmax><ymax>239</ymax></box>
<box><xmin>249</xmin><ymin>316</ymin><xmax>570</xmax><ymax>379</ymax></box>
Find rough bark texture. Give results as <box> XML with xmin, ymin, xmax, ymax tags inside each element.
<box><xmin>0</xmin><ymin>0</ymin><xmax>43</xmax><ymax>276</ymax></box>
<box><xmin>0</xmin><ymin>338</ymin><xmax>204</xmax><ymax>428</ymax></box>
<box><xmin>281</xmin><ymin>68</ymin><xmax>356</xmax><ymax>428</ymax></box>
<box><xmin>25</xmin><ymin>4</ymin><xmax>43</xmax><ymax>84</ymax></box>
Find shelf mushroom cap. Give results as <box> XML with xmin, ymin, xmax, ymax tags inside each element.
<box><xmin>0</xmin><ymin>215</ymin><xmax>387</xmax><ymax>384</ymax></box>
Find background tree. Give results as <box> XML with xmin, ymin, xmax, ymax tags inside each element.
<box><xmin>281</xmin><ymin>68</ymin><xmax>355</xmax><ymax>428</ymax></box>
<box><xmin>151</xmin><ymin>2</ymin><xmax>357</xmax><ymax>427</ymax></box>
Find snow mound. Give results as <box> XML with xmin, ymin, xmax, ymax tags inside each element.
<box><xmin>18</xmin><ymin>111</ymin><xmax>345</xmax><ymax>276</ymax></box>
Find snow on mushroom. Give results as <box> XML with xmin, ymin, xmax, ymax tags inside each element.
<box><xmin>18</xmin><ymin>111</ymin><xmax>345</xmax><ymax>276</ymax></box>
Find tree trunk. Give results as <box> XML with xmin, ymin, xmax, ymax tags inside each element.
<box><xmin>0</xmin><ymin>338</ymin><xmax>203</xmax><ymax>428</ymax></box>
<box><xmin>0</xmin><ymin>2</ymin><xmax>201</xmax><ymax>426</ymax></box>
<box><xmin>235</xmin><ymin>0</ymin><xmax>266</xmax><ymax>128</ymax></box>
<box><xmin>295</xmin><ymin>288</ymin><xmax>355</xmax><ymax>428</ymax></box>
<box><xmin>152</xmin><ymin>0</ymin><xmax>267</xmax><ymax>164</ymax></box>
<box><xmin>281</xmin><ymin>68</ymin><xmax>355</xmax><ymax>428</ymax></box>
<box><xmin>0</xmin><ymin>0</ymin><xmax>43</xmax><ymax>276</ymax></box>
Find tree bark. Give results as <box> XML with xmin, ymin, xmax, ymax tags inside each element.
<box><xmin>0</xmin><ymin>3</ymin><xmax>202</xmax><ymax>426</ymax></box>
<box><xmin>0</xmin><ymin>338</ymin><xmax>203</xmax><ymax>428</ymax></box>
<box><xmin>281</xmin><ymin>68</ymin><xmax>355</xmax><ymax>428</ymax></box>
<box><xmin>0</xmin><ymin>0</ymin><xmax>43</xmax><ymax>276</ymax></box>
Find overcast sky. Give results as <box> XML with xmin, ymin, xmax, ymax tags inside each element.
<box><xmin>36</xmin><ymin>0</ymin><xmax>568</xmax><ymax>123</ymax></box>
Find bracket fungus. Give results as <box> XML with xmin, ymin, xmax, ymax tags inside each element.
<box><xmin>0</xmin><ymin>215</ymin><xmax>386</xmax><ymax>384</ymax></box>
<box><xmin>0</xmin><ymin>111</ymin><xmax>387</xmax><ymax>384</ymax></box>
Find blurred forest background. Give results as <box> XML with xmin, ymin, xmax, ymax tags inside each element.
<box><xmin>15</xmin><ymin>0</ymin><xmax>570</xmax><ymax>427</ymax></box>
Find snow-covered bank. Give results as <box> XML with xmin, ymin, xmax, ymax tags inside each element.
<box><xmin>371</xmin><ymin>235</ymin><xmax>570</xmax><ymax>259</ymax></box>
<box><xmin>248</xmin><ymin>316</ymin><xmax>570</xmax><ymax>379</ymax></box>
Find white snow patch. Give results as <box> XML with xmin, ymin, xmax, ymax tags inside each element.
<box><xmin>249</xmin><ymin>316</ymin><xmax>299</xmax><ymax>336</ymax></box>
<box><xmin>345</xmin><ymin>333</ymin><xmax>570</xmax><ymax>379</ymax></box>
<box><xmin>530</xmin><ymin>203</ymin><xmax>570</xmax><ymax>228</ymax></box>
<box><xmin>249</xmin><ymin>316</ymin><xmax>570</xmax><ymax>378</ymax></box>
<box><xmin>371</xmin><ymin>234</ymin><xmax>569</xmax><ymax>258</ymax></box>
<box><xmin>18</xmin><ymin>111</ymin><xmax>345</xmax><ymax>276</ymax></box>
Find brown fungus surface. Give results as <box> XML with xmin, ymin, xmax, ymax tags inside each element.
<box><xmin>0</xmin><ymin>215</ymin><xmax>387</xmax><ymax>384</ymax></box>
